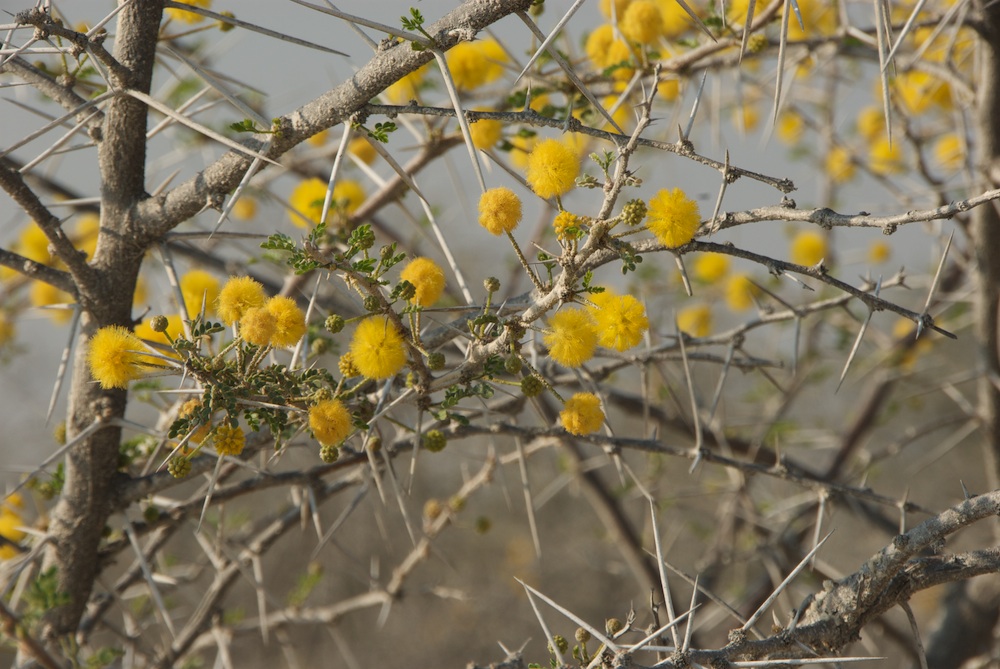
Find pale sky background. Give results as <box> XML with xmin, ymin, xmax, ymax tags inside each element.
<box><xmin>0</xmin><ymin>0</ymin><xmax>952</xmax><ymax>485</ymax></box>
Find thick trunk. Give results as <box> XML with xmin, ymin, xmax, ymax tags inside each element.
<box><xmin>41</xmin><ymin>0</ymin><xmax>163</xmax><ymax>640</ymax></box>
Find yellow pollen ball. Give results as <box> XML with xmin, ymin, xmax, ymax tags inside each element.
<box><xmin>478</xmin><ymin>187</ymin><xmax>522</xmax><ymax>235</ymax></box>
<box><xmin>544</xmin><ymin>307</ymin><xmax>598</xmax><ymax>367</ymax></box>
<box><xmin>217</xmin><ymin>276</ymin><xmax>266</xmax><ymax>326</ymax></box>
<box><xmin>647</xmin><ymin>188</ymin><xmax>701</xmax><ymax>248</ymax></box>
<box><xmin>525</xmin><ymin>138</ymin><xmax>580</xmax><ymax>200</ymax></box>
<box><xmin>400</xmin><ymin>257</ymin><xmax>447</xmax><ymax>307</ymax></box>
<box><xmin>560</xmin><ymin>392</ymin><xmax>605</xmax><ymax>436</ymax></box>
<box><xmin>350</xmin><ymin>316</ymin><xmax>408</xmax><ymax>380</ymax></box>
<box><xmin>309</xmin><ymin>399</ymin><xmax>352</xmax><ymax>446</ymax></box>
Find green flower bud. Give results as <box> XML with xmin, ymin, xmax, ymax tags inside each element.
<box><xmin>484</xmin><ymin>276</ymin><xmax>501</xmax><ymax>293</ymax></box>
<box><xmin>362</xmin><ymin>295</ymin><xmax>381</xmax><ymax>312</ymax></box>
<box><xmin>150</xmin><ymin>315</ymin><xmax>170</xmax><ymax>333</ymax></box>
<box><xmin>325</xmin><ymin>314</ymin><xmax>346</xmax><ymax>334</ymax></box>
<box><xmin>319</xmin><ymin>443</ymin><xmax>340</xmax><ymax>463</ymax></box>
<box><xmin>427</xmin><ymin>352</ymin><xmax>445</xmax><ymax>371</ymax></box>
<box><xmin>423</xmin><ymin>429</ymin><xmax>447</xmax><ymax>453</ymax></box>
<box><xmin>521</xmin><ymin>375</ymin><xmax>543</xmax><ymax>398</ymax></box>
<box><xmin>167</xmin><ymin>456</ymin><xmax>192</xmax><ymax>479</ymax></box>
<box><xmin>621</xmin><ymin>198</ymin><xmax>647</xmax><ymax>227</ymax></box>
<box><xmin>504</xmin><ymin>355</ymin><xmax>522</xmax><ymax>375</ymax></box>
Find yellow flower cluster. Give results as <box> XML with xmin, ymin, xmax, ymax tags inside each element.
<box><xmin>478</xmin><ymin>187</ymin><xmax>522</xmax><ymax>236</ymax></box>
<box><xmin>87</xmin><ymin>325</ymin><xmax>154</xmax><ymax>390</ymax></box>
<box><xmin>288</xmin><ymin>178</ymin><xmax>365</xmax><ymax>228</ymax></box>
<box><xmin>647</xmin><ymin>188</ymin><xmax>701</xmax><ymax>248</ymax></box>
<box><xmin>217</xmin><ymin>277</ymin><xmax>307</xmax><ymax>349</ymax></box>
<box><xmin>677</xmin><ymin>304</ymin><xmax>712</xmax><ymax>337</ymax></box>
<box><xmin>790</xmin><ymin>231</ymin><xmax>828</xmax><ymax>266</ymax></box>
<box><xmin>165</xmin><ymin>0</ymin><xmax>211</xmax><ymax>24</ymax></box>
<box><xmin>399</xmin><ymin>257</ymin><xmax>447</xmax><ymax>308</ymax></box>
<box><xmin>445</xmin><ymin>39</ymin><xmax>508</xmax><ymax>90</ymax></box>
<box><xmin>180</xmin><ymin>269</ymin><xmax>221</xmax><ymax>317</ymax></box>
<box><xmin>526</xmin><ymin>139</ymin><xmax>580</xmax><ymax>200</ymax></box>
<box><xmin>350</xmin><ymin>316</ymin><xmax>408</xmax><ymax>380</ymax></box>
<box><xmin>213</xmin><ymin>423</ymin><xmax>245</xmax><ymax>457</ymax></box>
<box><xmin>544</xmin><ymin>291</ymin><xmax>650</xmax><ymax>367</ymax></box>
<box><xmin>0</xmin><ymin>494</ymin><xmax>26</xmax><ymax>560</ymax></box>
<box><xmin>560</xmin><ymin>392</ymin><xmax>605</xmax><ymax>436</ymax></box>
<box><xmin>309</xmin><ymin>398</ymin><xmax>352</xmax><ymax>446</ymax></box>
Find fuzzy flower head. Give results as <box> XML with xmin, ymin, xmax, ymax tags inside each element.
<box><xmin>647</xmin><ymin>188</ymin><xmax>701</xmax><ymax>248</ymax></box>
<box><xmin>240</xmin><ymin>306</ymin><xmax>277</xmax><ymax>347</ymax></box>
<box><xmin>553</xmin><ymin>211</ymin><xmax>581</xmax><ymax>241</ymax></box>
<box><xmin>587</xmin><ymin>291</ymin><xmax>649</xmax><ymax>351</ymax></box>
<box><xmin>446</xmin><ymin>39</ymin><xmax>507</xmax><ymax>90</ymax></box>
<box><xmin>213</xmin><ymin>423</ymin><xmax>245</xmax><ymax>457</ymax></box>
<box><xmin>826</xmin><ymin>146</ymin><xmax>856</xmax><ymax>184</ymax></box>
<box><xmin>288</xmin><ymin>177</ymin><xmax>326</xmax><ymax>228</ymax></box>
<box><xmin>677</xmin><ymin>304</ymin><xmax>712</xmax><ymax>338</ymax></box>
<box><xmin>350</xmin><ymin>316</ymin><xmax>408</xmax><ymax>380</ymax></box>
<box><xmin>869</xmin><ymin>137</ymin><xmax>905</xmax><ymax>176</ymax></box>
<box><xmin>560</xmin><ymin>392</ymin><xmax>605</xmax><ymax>436</ymax></box>
<box><xmin>180</xmin><ymin>269</ymin><xmax>220</xmax><ymax>317</ymax></box>
<box><xmin>217</xmin><ymin>276</ymin><xmax>266</xmax><ymax>326</ymax></box>
<box><xmin>399</xmin><ymin>257</ymin><xmax>446</xmax><ymax>307</ymax></box>
<box><xmin>470</xmin><ymin>113</ymin><xmax>504</xmax><ymax>151</ymax></box>
<box><xmin>544</xmin><ymin>307</ymin><xmax>598</xmax><ymax>367</ymax></box>
<box><xmin>790</xmin><ymin>231</ymin><xmax>828</xmax><ymax>266</ymax></box>
<box><xmin>620</xmin><ymin>0</ymin><xmax>663</xmax><ymax>44</ymax></box>
<box><xmin>165</xmin><ymin>0</ymin><xmax>210</xmax><ymax>24</ymax></box>
<box><xmin>693</xmin><ymin>253</ymin><xmax>730</xmax><ymax>284</ymax></box>
<box><xmin>309</xmin><ymin>399</ymin><xmax>352</xmax><ymax>446</ymax></box>
<box><xmin>478</xmin><ymin>187</ymin><xmax>522</xmax><ymax>236</ymax></box>
<box><xmin>384</xmin><ymin>64</ymin><xmax>428</xmax><ymax>105</ymax></box>
<box><xmin>87</xmin><ymin>325</ymin><xmax>148</xmax><ymax>390</ymax></box>
<box><xmin>30</xmin><ymin>281</ymin><xmax>74</xmax><ymax>324</ymax></box>
<box><xmin>526</xmin><ymin>138</ymin><xmax>580</xmax><ymax>200</ymax></box>
<box><xmin>725</xmin><ymin>274</ymin><xmax>759</xmax><ymax>311</ymax></box>
<box><xmin>265</xmin><ymin>296</ymin><xmax>307</xmax><ymax>348</ymax></box>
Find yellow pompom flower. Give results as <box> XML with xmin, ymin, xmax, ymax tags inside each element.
<box><xmin>647</xmin><ymin>188</ymin><xmax>701</xmax><ymax>248</ymax></box>
<box><xmin>240</xmin><ymin>306</ymin><xmax>277</xmax><ymax>347</ymax></box>
<box><xmin>348</xmin><ymin>137</ymin><xmax>377</xmax><ymax>164</ymax></box>
<box><xmin>478</xmin><ymin>39</ymin><xmax>509</xmax><ymax>83</ymax></box>
<box><xmin>309</xmin><ymin>399</ymin><xmax>353</xmax><ymax>446</ymax></box>
<box><xmin>777</xmin><ymin>112</ymin><xmax>805</xmax><ymax>145</ymax></box>
<box><xmin>868</xmin><ymin>240</ymin><xmax>892</xmax><ymax>264</ymax></box>
<box><xmin>470</xmin><ymin>114</ymin><xmax>504</xmax><ymax>151</ymax></box>
<box><xmin>87</xmin><ymin>325</ymin><xmax>148</xmax><ymax>390</ymax></box>
<box><xmin>790</xmin><ymin>230</ymin><xmax>828</xmax><ymax>266</ymax></box>
<box><xmin>586</xmin><ymin>25</ymin><xmax>618</xmax><ymax>69</ymax></box>
<box><xmin>30</xmin><ymin>281</ymin><xmax>74</xmax><ymax>324</ymax></box>
<box><xmin>894</xmin><ymin>70</ymin><xmax>951</xmax><ymax>114</ymax></box>
<box><xmin>620</xmin><ymin>0</ymin><xmax>662</xmax><ymax>44</ymax></box>
<box><xmin>383</xmin><ymin>65</ymin><xmax>428</xmax><ymax>105</ymax></box>
<box><xmin>658</xmin><ymin>77</ymin><xmax>681</xmax><ymax>102</ymax></box>
<box><xmin>560</xmin><ymin>392</ymin><xmax>605</xmax><ymax>436</ymax></box>
<box><xmin>332</xmin><ymin>180</ymin><xmax>366</xmax><ymax>215</ymax></box>
<box><xmin>212</xmin><ymin>423</ymin><xmax>245</xmax><ymax>457</ymax></box>
<box><xmin>478</xmin><ymin>187</ymin><xmax>522</xmax><ymax>235</ymax></box>
<box><xmin>869</xmin><ymin>137</ymin><xmax>905</xmax><ymax>176</ymax></box>
<box><xmin>446</xmin><ymin>42</ymin><xmax>493</xmax><ymax>91</ymax></box>
<box><xmin>693</xmin><ymin>253</ymin><xmax>730</xmax><ymax>284</ymax></box>
<box><xmin>74</xmin><ymin>213</ymin><xmax>100</xmax><ymax>261</ymax></box>
<box><xmin>785</xmin><ymin>0</ymin><xmax>837</xmax><ymax>40</ymax></box>
<box><xmin>217</xmin><ymin>276</ymin><xmax>266</xmax><ymax>326</ymax></box>
<box><xmin>544</xmin><ymin>307</ymin><xmax>598</xmax><ymax>367</ymax></box>
<box><xmin>600</xmin><ymin>0</ymin><xmax>632</xmax><ymax>19</ymax></box>
<box><xmin>232</xmin><ymin>197</ymin><xmax>257</xmax><ymax>221</ymax></box>
<box><xmin>180</xmin><ymin>269</ymin><xmax>221</xmax><ymax>317</ymax></box>
<box><xmin>826</xmin><ymin>145</ymin><xmax>856</xmax><ymax>184</ymax></box>
<box><xmin>553</xmin><ymin>210</ymin><xmax>580</xmax><ymax>240</ymax></box>
<box><xmin>0</xmin><ymin>509</ymin><xmax>26</xmax><ymax>560</ymax></box>
<box><xmin>526</xmin><ymin>138</ymin><xmax>580</xmax><ymax>200</ymax></box>
<box><xmin>165</xmin><ymin>0</ymin><xmax>210</xmax><ymax>24</ymax></box>
<box><xmin>350</xmin><ymin>316</ymin><xmax>408</xmax><ymax>380</ymax></box>
<box><xmin>856</xmin><ymin>106</ymin><xmax>884</xmax><ymax>141</ymax></box>
<box><xmin>400</xmin><ymin>257</ymin><xmax>447</xmax><ymax>307</ymax></box>
<box><xmin>587</xmin><ymin>291</ymin><xmax>649</xmax><ymax>351</ymax></box>
<box><xmin>677</xmin><ymin>304</ymin><xmax>712</xmax><ymax>337</ymax></box>
<box><xmin>656</xmin><ymin>0</ymin><xmax>696</xmax><ymax>38</ymax></box>
<box><xmin>725</xmin><ymin>274</ymin><xmax>758</xmax><ymax>311</ymax></box>
<box><xmin>288</xmin><ymin>177</ymin><xmax>327</xmax><ymax>228</ymax></box>
<box><xmin>264</xmin><ymin>296</ymin><xmax>307</xmax><ymax>348</ymax></box>
<box><xmin>933</xmin><ymin>133</ymin><xmax>964</xmax><ymax>172</ymax></box>
<box><xmin>18</xmin><ymin>224</ymin><xmax>53</xmax><ymax>265</ymax></box>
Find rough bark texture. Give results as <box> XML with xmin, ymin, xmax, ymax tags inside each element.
<box><xmin>42</xmin><ymin>0</ymin><xmax>163</xmax><ymax>640</ymax></box>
